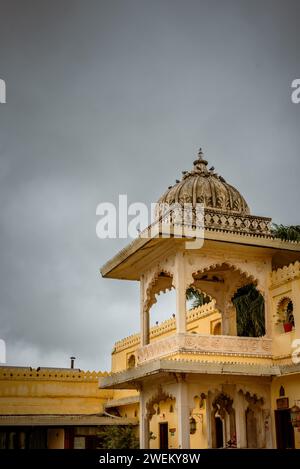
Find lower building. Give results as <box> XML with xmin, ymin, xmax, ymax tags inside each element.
<box><xmin>0</xmin><ymin>366</ymin><xmax>137</xmax><ymax>449</ymax></box>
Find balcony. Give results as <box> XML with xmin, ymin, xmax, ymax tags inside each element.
<box><xmin>136</xmin><ymin>333</ymin><xmax>272</xmax><ymax>364</ymax></box>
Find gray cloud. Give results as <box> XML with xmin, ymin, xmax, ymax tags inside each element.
<box><xmin>0</xmin><ymin>0</ymin><xmax>299</xmax><ymax>370</ymax></box>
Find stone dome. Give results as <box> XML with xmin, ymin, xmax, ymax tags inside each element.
<box><xmin>157</xmin><ymin>149</ymin><xmax>250</xmax><ymax>215</ymax></box>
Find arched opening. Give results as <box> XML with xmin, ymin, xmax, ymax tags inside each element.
<box><xmin>232</xmin><ymin>284</ymin><xmax>265</xmax><ymax>337</ymax></box>
<box><xmin>190</xmin><ymin>263</ymin><xmax>259</xmax><ymax>336</ymax></box>
<box><xmin>149</xmin><ymin>288</ymin><xmax>176</xmax><ymax>327</ymax></box>
<box><xmin>213</xmin><ymin>321</ymin><xmax>221</xmax><ymax>335</ymax></box>
<box><xmin>127</xmin><ymin>354</ymin><xmax>136</xmax><ymax>369</ymax></box>
<box><xmin>211</xmin><ymin>393</ymin><xmax>236</xmax><ymax>448</ymax></box>
<box><xmin>145</xmin><ymin>272</ymin><xmax>175</xmax><ymax>330</ymax></box>
<box><xmin>276</xmin><ymin>298</ymin><xmax>295</xmax><ymax>333</ymax></box>
<box><xmin>214</xmin><ymin>416</ymin><xmax>224</xmax><ymax>448</ymax></box>
<box><xmin>146</xmin><ymin>386</ymin><xmax>175</xmax><ymax>450</ymax></box>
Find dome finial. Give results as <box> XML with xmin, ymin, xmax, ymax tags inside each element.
<box><xmin>193</xmin><ymin>146</ymin><xmax>208</xmax><ymax>169</ymax></box>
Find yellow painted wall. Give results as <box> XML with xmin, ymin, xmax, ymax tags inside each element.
<box><xmin>148</xmin><ymin>397</ymin><xmax>208</xmax><ymax>450</ymax></box>
<box><xmin>0</xmin><ymin>368</ymin><xmax>113</xmax><ymax>415</ymax></box>
<box><xmin>271</xmin><ymin>374</ymin><xmax>300</xmax><ymax>449</ymax></box>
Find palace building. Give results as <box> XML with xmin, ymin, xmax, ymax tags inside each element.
<box><xmin>99</xmin><ymin>149</ymin><xmax>300</xmax><ymax>450</ymax></box>
<box><xmin>1</xmin><ymin>149</ymin><xmax>300</xmax><ymax>449</ymax></box>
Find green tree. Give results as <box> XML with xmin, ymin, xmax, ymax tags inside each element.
<box><xmin>272</xmin><ymin>224</ymin><xmax>300</xmax><ymax>242</ymax></box>
<box><xmin>232</xmin><ymin>284</ymin><xmax>265</xmax><ymax>337</ymax></box>
<box><xmin>186</xmin><ymin>287</ymin><xmax>210</xmax><ymax>309</ymax></box>
<box><xmin>97</xmin><ymin>425</ymin><xmax>139</xmax><ymax>449</ymax></box>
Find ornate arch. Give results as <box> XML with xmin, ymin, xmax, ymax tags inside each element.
<box><xmin>275</xmin><ymin>295</ymin><xmax>293</xmax><ymax>311</ymax></box>
<box><xmin>144</xmin><ymin>269</ymin><xmax>174</xmax><ymax>313</ymax></box>
<box><xmin>189</xmin><ymin>262</ymin><xmax>260</xmax><ymax>313</ymax></box>
<box><xmin>275</xmin><ymin>296</ymin><xmax>294</xmax><ymax>327</ymax></box>
<box><xmin>212</xmin><ymin>392</ymin><xmax>234</xmax><ymax>417</ymax></box>
<box><xmin>191</xmin><ymin>262</ymin><xmax>257</xmax><ymax>285</ymax></box>
<box><xmin>146</xmin><ymin>385</ymin><xmax>175</xmax><ymax>420</ymax></box>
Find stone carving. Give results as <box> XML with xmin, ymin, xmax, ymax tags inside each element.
<box><xmin>146</xmin><ymin>385</ymin><xmax>175</xmax><ymax>419</ymax></box>
<box><xmin>114</xmin><ymin>301</ymin><xmax>218</xmax><ymax>353</ymax></box>
<box><xmin>155</xmin><ymin>149</ymin><xmax>272</xmax><ymax>236</ymax></box>
<box><xmin>270</xmin><ymin>260</ymin><xmax>300</xmax><ymax>287</ymax></box>
<box><xmin>157</xmin><ymin>149</ymin><xmax>250</xmax><ymax>216</ymax></box>
<box><xmin>144</xmin><ymin>268</ymin><xmax>174</xmax><ymax>313</ymax></box>
<box><xmin>212</xmin><ymin>392</ymin><xmax>234</xmax><ymax>418</ymax></box>
<box><xmin>136</xmin><ymin>333</ymin><xmax>272</xmax><ymax>364</ymax></box>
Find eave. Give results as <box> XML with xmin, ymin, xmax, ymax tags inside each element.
<box><xmin>100</xmin><ymin>228</ymin><xmax>300</xmax><ymax>281</ymax></box>
<box><xmin>99</xmin><ymin>359</ymin><xmax>280</xmax><ymax>390</ymax></box>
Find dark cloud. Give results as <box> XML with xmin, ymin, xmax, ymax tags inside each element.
<box><xmin>0</xmin><ymin>0</ymin><xmax>299</xmax><ymax>370</ymax></box>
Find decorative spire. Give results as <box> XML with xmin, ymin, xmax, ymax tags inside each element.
<box><xmin>193</xmin><ymin>147</ymin><xmax>208</xmax><ymax>173</ymax></box>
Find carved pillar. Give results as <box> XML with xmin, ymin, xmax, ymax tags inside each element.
<box><xmin>139</xmin><ymin>388</ymin><xmax>150</xmax><ymax>449</ymax></box>
<box><xmin>140</xmin><ymin>276</ymin><xmax>150</xmax><ymax>346</ymax></box>
<box><xmin>235</xmin><ymin>391</ymin><xmax>247</xmax><ymax>448</ymax></box>
<box><xmin>292</xmin><ymin>278</ymin><xmax>300</xmax><ymax>338</ymax></box>
<box><xmin>205</xmin><ymin>392</ymin><xmax>213</xmax><ymax>448</ymax></box>
<box><xmin>222</xmin><ymin>307</ymin><xmax>231</xmax><ymax>335</ymax></box>
<box><xmin>174</xmin><ymin>251</ymin><xmax>186</xmax><ymax>334</ymax></box>
<box><xmin>176</xmin><ymin>376</ymin><xmax>190</xmax><ymax>449</ymax></box>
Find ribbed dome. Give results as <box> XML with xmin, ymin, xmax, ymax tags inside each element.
<box><xmin>157</xmin><ymin>149</ymin><xmax>250</xmax><ymax>215</ymax></box>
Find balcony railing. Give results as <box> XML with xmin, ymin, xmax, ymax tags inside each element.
<box><xmin>136</xmin><ymin>333</ymin><xmax>272</xmax><ymax>364</ymax></box>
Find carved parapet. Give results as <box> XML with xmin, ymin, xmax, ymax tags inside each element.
<box><xmin>270</xmin><ymin>260</ymin><xmax>300</xmax><ymax>287</ymax></box>
<box><xmin>0</xmin><ymin>367</ymin><xmax>110</xmax><ymax>381</ymax></box>
<box><xmin>136</xmin><ymin>333</ymin><xmax>272</xmax><ymax>364</ymax></box>
<box><xmin>155</xmin><ymin>207</ymin><xmax>272</xmax><ymax>237</ymax></box>
<box><xmin>204</xmin><ymin>210</ymin><xmax>272</xmax><ymax>236</ymax></box>
<box><xmin>114</xmin><ymin>302</ymin><xmax>218</xmax><ymax>353</ymax></box>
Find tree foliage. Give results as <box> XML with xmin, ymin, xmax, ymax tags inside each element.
<box><xmin>232</xmin><ymin>284</ymin><xmax>265</xmax><ymax>337</ymax></box>
<box><xmin>272</xmin><ymin>224</ymin><xmax>300</xmax><ymax>242</ymax></box>
<box><xmin>186</xmin><ymin>287</ymin><xmax>210</xmax><ymax>310</ymax></box>
<box><xmin>97</xmin><ymin>425</ymin><xmax>139</xmax><ymax>449</ymax></box>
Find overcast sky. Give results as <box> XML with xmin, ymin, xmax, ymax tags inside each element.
<box><xmin>0</xmin><ymin>0</ymin><xmax>299</xmax><ymax>371</ymax></box>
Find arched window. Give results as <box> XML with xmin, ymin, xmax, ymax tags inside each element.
<box><xmin>127</xmin><ymin>354</ymin><xmax>136</xmax><ymax>369</ymax></box>
<box><xmin>276</xmin><ymin>298</ymin><xmax>295</xmax><ymax>332</ymax></box>
<box><xmin>213</xmin><ymin>322</ymin><xmax>222</xmax><ymax>335</ymax></box>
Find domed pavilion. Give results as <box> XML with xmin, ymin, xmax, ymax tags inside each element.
<box><xmin>100</xmin><ymin>148</ymin><xmax>300</xmax><ymax>450</ymax></box>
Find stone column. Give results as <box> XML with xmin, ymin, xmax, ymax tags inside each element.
<box><xmin>292</xmin><ymin>278</ymin><xmax>300</xmax><ymax>338</ymax></box>
<box><xmin>174</xmin><ymin>252</ymin><xmax>186</xmax><ymax>334</ymax></box>
<box><xmin>235</xmin><ymin>391</ymin><xmax>247</xmax><ymax>448</ymax></box>
<box><xmin>176</xmin><ymin>377</ymin><xmax>190</xmax><ymax>449</ymax></box>
<box><xmin>205</xmin><ymin>392</ymin><xmax>213</xmax><ymax>448</ymax></box>
<box><xmin>140</xmin><ymin>276</ymin><xmax>149</xmax><ymax>346</ymax></box>
<box><xmin>139</xmin><ymin>388</ymin><xmax>150</xmax><ymax>449</ymax></box>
